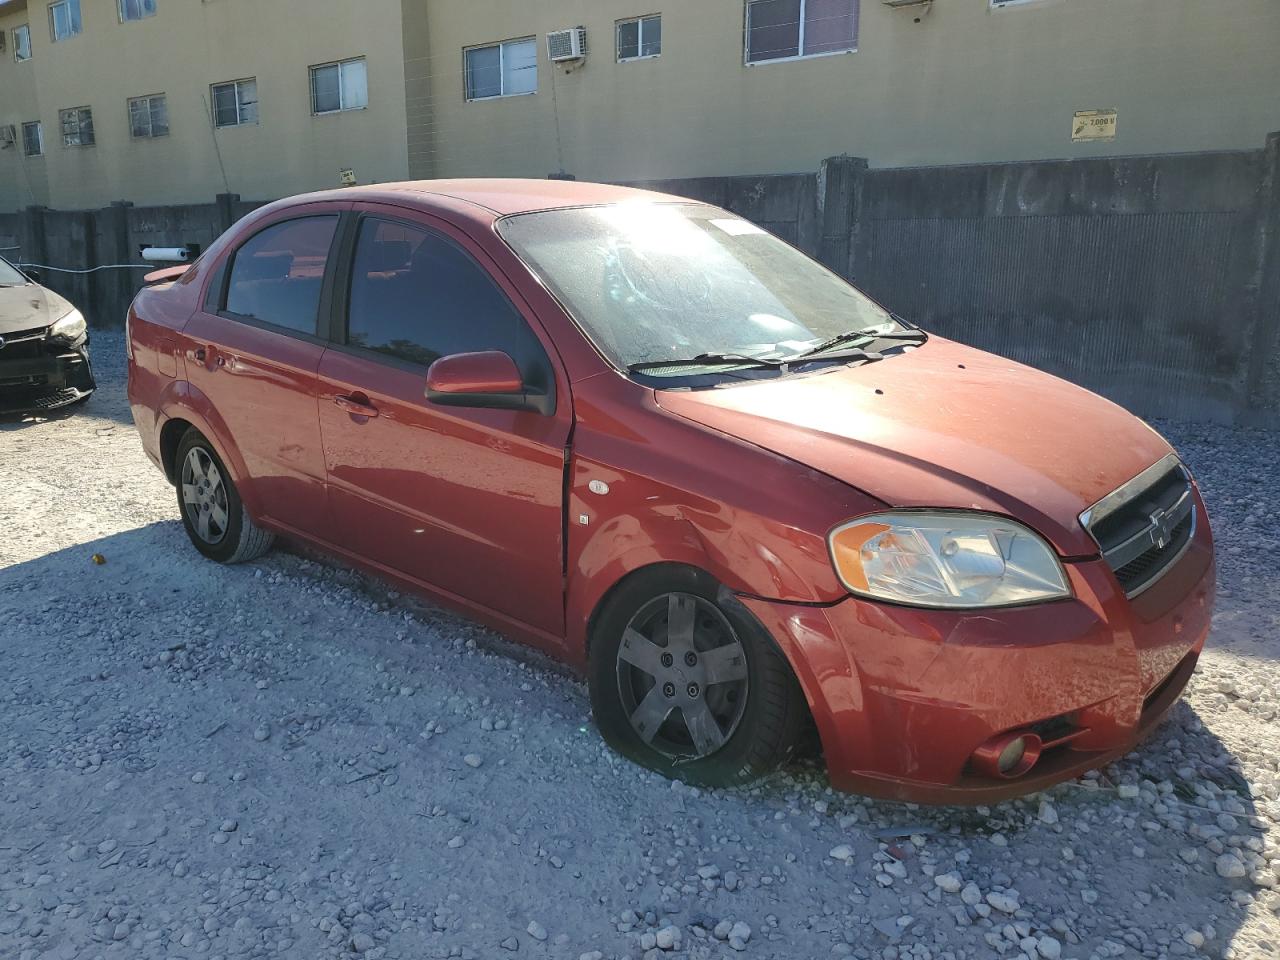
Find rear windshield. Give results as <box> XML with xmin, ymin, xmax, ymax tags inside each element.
<box><xmin>497</xmin><ymin>202</ymin><xmax>898</xmax><ymax>370</ymax></box>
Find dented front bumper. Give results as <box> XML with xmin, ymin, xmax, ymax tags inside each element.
<box><xmin>742</xmin><ymin>497</ymin><xmax>1216</xmax><ymax>804</ymax></box>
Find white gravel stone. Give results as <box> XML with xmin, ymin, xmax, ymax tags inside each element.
<box><xmin>934</xmin><ymin>871</ymin><xmax>963</xmax><ymax>894</ymax></box>
<box><xmin>986</xmin><ymin>891</ymin><xmax>1020</xmax><ymax>914</ymax></box>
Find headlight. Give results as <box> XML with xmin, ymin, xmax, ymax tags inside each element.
<box><xmin>49</xmin><ymin>309</ymin><xmax>87</xmax><ymax>343</ymax></box>
<box><xmin>828</xmin><ymin>511</ymin><xmax>1071</xmax><ymax>609</ymax></box>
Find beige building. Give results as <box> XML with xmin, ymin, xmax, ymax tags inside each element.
<box><xmin>407</xmin><ymin>0</ymin><xmax>1280</xmax><ymax>182</ymax></box>
<box><xmin>0</xmin><ymin>0</ymin><xmax>410</xmax><ymax>212</ymax></box>
<box><xmin>2</xmin><ymin>0</ymin><xmax>1278</xmax><ymax>213</ymax></box>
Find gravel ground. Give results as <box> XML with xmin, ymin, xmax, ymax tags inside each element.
<box><xmin>1</xmin><ymin>331</ymin><xmax>1278</xmax><ymax>960</ymax></box>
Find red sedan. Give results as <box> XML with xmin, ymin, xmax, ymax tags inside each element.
<box><xmin>126</xmin><ymin>180</ymin><xmax>1215</xmax><ymax>803</ymax></box>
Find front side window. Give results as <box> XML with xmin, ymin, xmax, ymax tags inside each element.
<box><xmin>49</xmin><ymin>0</ymin><xmax>81</xmax><ymax>41</ymax></box>
<box><xmin>14</xmin><ymin>24</ymin><xmax>32</xmax><ymax>61</ymax></box>
<box><xmin>119</xmin><ymin>0</ymin><xmax>157</xmax><ymax>21</ymax></box>
<box><xmin>346</xmin><ymin>217</ymin><xmax>544</xmax><ymax>371</ymax></box>
<box><xmin>59</xmin><ymin>106</ymin><xmax>94</xmax><ymax>147</ymax></box>
<box><xmin>617</xmin><ymin>15</ymin><xmax>662</xmax><ymax>61</ymax></box>
<box><xmin>498</xmin><ymin>202</ymin><xmax>898</xmax><ymax>372</ymax></box>
<box><xmin>212</xmin><ymin>79</ymin><xmax>258</xmax><ymax>128</ymax></box>
<box><xmin>311</xmin><ymin>57</ymin><xmax>368</xmax><ymax>114</ymax></box>
<box><xmin>129</xmin><ymin>94</ymin><xmax>168</xmax><ymax>138</ymax></box>
<box><xmin>22</xmin><ymin>121</ymin><xmax>43</xmax><ymax>157</ymax></box>
<box><xmin>465</xmin><ymin>38</ymin><xmax>537</xmax><ymax>101</ymax></box>
<box><xmin>746</xmin><ymin>0</ymin><xmax>858</xmax><ymax>64</ymax></box>
<box><xmin>224</xmin><ymin>216</ymin><xmax>338</xmax><ymax>335</ymax></box>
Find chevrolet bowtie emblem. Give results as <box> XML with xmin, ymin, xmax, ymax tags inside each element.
<box><xmin>1149</xmin><ymin>507</ymin><xmax>1174</xmax><ymax>550</ymax></box>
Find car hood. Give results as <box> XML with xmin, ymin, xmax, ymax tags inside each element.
<box><xmin>0</xmin><ymin>283</ymin><xmax>71</xmax><ymax>335</ymax></box>
<box><xmin>654</xmin><ymin>337</ymin><xmax>1173</xmax><ymax>556</ymax></box>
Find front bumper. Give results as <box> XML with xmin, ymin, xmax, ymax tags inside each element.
<box><xmin>0</xmin><ymin>339</ymin><xmax>95</xmax><ymax>413</ymax></box>
<box><xmin>743</xmin><ymin>497</ymin><xmax>1215</xmax><ymax>805</ymax></box>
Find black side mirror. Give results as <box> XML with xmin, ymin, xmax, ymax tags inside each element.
<box><xmin>23</xmin><ymin>268</ymin><xmax>41</xmax><ymax>284</ymax></box>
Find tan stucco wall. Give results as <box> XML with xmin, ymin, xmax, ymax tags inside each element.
<box><xmin>0</xmin><ymin>0</ymin><xmax>410</xmax><ymax>212</ymax></box>
<box><xmin>403</xmin><ymin>0</ymin><xmax>1280</xmax><ymax>182</ymax></box>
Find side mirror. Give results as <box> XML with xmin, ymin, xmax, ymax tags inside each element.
<box><xmin>425</xmin><ymin>351</ymin><xmax>553</xmax><ymax>415</ymax></box>
<box><xmin>23</xmin><ymin>268</ymin><xmax>41</xmax><ymax>284</ymax></box>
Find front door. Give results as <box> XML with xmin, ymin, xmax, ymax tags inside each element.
<box><xmin>316</xmin><ymin>210</ymin><xmax>570</xmax><ymax>639</ymax></box>
<box><xmin>183</xmin><ymin>209</ymin><xmax>343</xmax><ymax>533</ymax></box>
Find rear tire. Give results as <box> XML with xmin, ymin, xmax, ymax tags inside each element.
<box><xmin>175</xmin><ymin>429</ymin><xmax>274</xmax><ymax>564</ymax></box>
<box><xmin>589</xmin><ymin>566</ymin><xmax>807</xmax><ymax>788</ymax></box>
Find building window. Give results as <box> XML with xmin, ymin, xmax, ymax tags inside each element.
<box><xmin>745</xmin><ymin>0</ymin><xmax>858</xmax><ymax>64</ymax></box>
<box><xmin>310</xmin><ymin>57</ymin><xmax>368</xmax><ymax>115</ymax></box>
<box><xmin>465</xmin><ymin>37</ymin><xmax>537</xmax><ymax>101</ymax></box>
<box><xmin>49</xmin><ymin>0</ymin><xmax>82</xmax><ymax>42</ymax></box>
<box><xmin>119</xmin><ymin>0</ymin><xmax>157</xmax><ymax>22</ymax></box>
<box><xmin>129</xmin><ymin>94</ymin><xmax>169</xmax><ymax>138</ymax></box>
<box><xmin>212</xmin><ymin>78</ymin><xmax>258</xmax><ymax>128</ymax></box>
<box><xmin>617</xmin><ymin>15</ymin><xmax>662</xmax><ymax>61</ymax></box>
<box><xmin>13</xmin><ymin>24</ymin><xmax>32</xmax><ymax>61</ymax></box>
<box><xmin>59</xmin><ymin>106</ymin><xmax>94</xmax><ymax>147</ymax></box>
<box><xmin>22</xmin><ymin>122</ymin><xmax>44</xmax><ymax>157</ymax></box>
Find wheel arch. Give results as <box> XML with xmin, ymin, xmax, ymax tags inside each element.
<box><xmin>155</xmin><ymin>381</ymin><xmax>263</xmax><ymax>518</ymax></box>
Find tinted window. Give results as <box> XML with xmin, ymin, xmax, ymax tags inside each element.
<box><xmin>224</xmin><ymin>216</ymin><xmax>338</xmax><ymax>335</ymax></box>
<box><xmin>347</xmin><ymin>218</ymin><xmax>547</xmax><ymax>379</ymax></box>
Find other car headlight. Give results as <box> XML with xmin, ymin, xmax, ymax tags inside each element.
<box><xmin>49</xmin><ymin>309</ymin><xmax>87</xmax><ymax>344</ymax></box>
<box><xmin>828</xmin><ymin>511</ymin><xmax>1071</xmax><ymax>608</ymax></box>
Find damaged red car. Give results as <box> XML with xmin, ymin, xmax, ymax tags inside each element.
<box><xmin>126</xmin><ymin>181</ymin><xmax>1215</xmax><ymax>803</ymax></box>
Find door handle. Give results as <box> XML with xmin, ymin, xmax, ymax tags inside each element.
<box><xmin>334</xmin><ymin>394</ymin><xmax>379</xmax><ymax>418</ymax></box>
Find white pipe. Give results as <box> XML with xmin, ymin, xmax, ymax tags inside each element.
<box><xmin>140</xmin><ymin>247</ymin><xmax>192</xmax><ymax>263</ymax></box>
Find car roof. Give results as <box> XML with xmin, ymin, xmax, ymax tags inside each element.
<box><xmin>280</xmin><ymin>179</ymin><xmax>692</xmax><ymax>218</ymax></box>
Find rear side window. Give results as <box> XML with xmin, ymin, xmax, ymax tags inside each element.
<box><xmin>224</xmin><ymin>216</ymin><xmax>338</xmax><ymax>335</ymax></box>
<box><xmin>346</xmin><ymin>217</ymin><xmax>547</xmax><ymax>376</ymax></box>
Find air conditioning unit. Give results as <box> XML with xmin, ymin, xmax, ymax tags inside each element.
<box><xmin>547</xmin><ymin>27</ymin><xmax>587</xmax><ymax>63</ymax></box>
<box><xmin>0</xmin><ymin>125</ymin><xmax>16</xmax><ymax>146</ymax></box>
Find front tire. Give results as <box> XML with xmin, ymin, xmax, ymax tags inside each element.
<box><xmin>175</xmin><ymin>429</ymin><xmax>274</xmax><ymax>564</ymax></box>
<box><xmin>589</xmin><ymin>566</ymin><xmax>808</xmax><ymax>788</ymax></box>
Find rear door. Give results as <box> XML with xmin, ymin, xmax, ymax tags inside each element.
<box><xmin>184</xmin><ymin>205</ymin><xmax>345</xmax><ymax>533</ymax></box>
<box><xmin>316</xmin><ymin>207</ymin><xmax>571</xmax><ymax>638</ymax></box>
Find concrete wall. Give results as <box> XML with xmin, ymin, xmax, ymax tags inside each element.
<box><xmin>7</xmin><ymin>133</ymin><xmax>1278</xmax><ymax>425</ymax></box>
<box><xmin>0</xmin><ymin>0</ymin><xmax>410</xmax><ymax>213</ymax></box>
<box><xmin>405</xmin><ymin>0</ymin><xmax>1280</xmax><ymax>182</ymax></box>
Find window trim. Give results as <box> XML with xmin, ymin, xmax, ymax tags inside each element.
<box><xmin>309</xmin><ymin>56</ymin><xmax>369</xmax><ymax>116</ymax></box>
<box><xmin>464</xmin><ymin>36</ymin><xmax>538</xmax><ymax>102</ymax></box>
<box><xmin>22</xmin><ymin>121</ymin><xmax>44</xmax><ymax>158</ymax></box>
<box><xmin>616</xmin><ymin>14</ymin><xmax>662</xmax><ymax>63</ymax></box>
<box><xmin>13</xmin><ymin>24</ymin><xmax>32</xmax><ymax>62</ymax></box>
<box><xmin>210</xmin><ymin>77</ymin><xmax>259</xmax><ymax>129</ymax></box>
<box><xmin>743</xmin><ymin>0</ymin><xmax>859</xmax><ymax>67</ymax></box>
<box><xmin>118</xmin><ymin>0</ymin><xmax>157</xmax><ymax>22</ymax></box>
<box><xmin>48</xmin><ymin>0</ymin><xmax>81</xmax><ymax>42</ymax></box>
<box><xmin>216</xmin><ymin>212</ymin><xmax>343</xmax><ymax>344</ymax></box>
<box><xmin>128</xmin><ymin>93</ymin><xmax>169</xmax><ymax>139</ymax></box>
<box><xmin>58</xmin><ymin>106</ymin><xmax>94</xmax><ymax>148</ymax></box>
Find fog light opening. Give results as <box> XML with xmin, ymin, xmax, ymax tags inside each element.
<box><xmin>972</xmin><ymin>731</ymin><xmax>1044</xmax><ymax>780</ymax></box>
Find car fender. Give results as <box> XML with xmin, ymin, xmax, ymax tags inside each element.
<box><xmin>564</xmin><ymin>510</ymin><xmax>725</xmax><ymax>669</ymax></box>
<box><xmin>156</xmin><ymin>380</ymin><xmax>263</xmax><ymax>519</ymax></box>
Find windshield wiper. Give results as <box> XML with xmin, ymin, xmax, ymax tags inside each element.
<box><xmin>628</xmin><ymin>352</ymin><xmax>793</xmax><ymax>373</ymax></box>
<box><xmin>791</xmin><ymin>325</ymin><xmax>926</xmax><ymax>360</ymax></box>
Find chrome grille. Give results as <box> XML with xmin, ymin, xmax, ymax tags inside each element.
<box><xmin>1080</xmin><ymin>454</ymin><xmax>1195</xmax><ymax>597</ymax></box>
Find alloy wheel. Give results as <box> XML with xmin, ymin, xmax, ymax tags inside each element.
<box><xmin>180</xmin><ymin>447</ymin><xmax>230</xmax><ymax>545</ymax></box>
<box><xmin>615</xmin><ymin>592</ymin><xmax>750</xmax><ymax>761</ymax></box>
